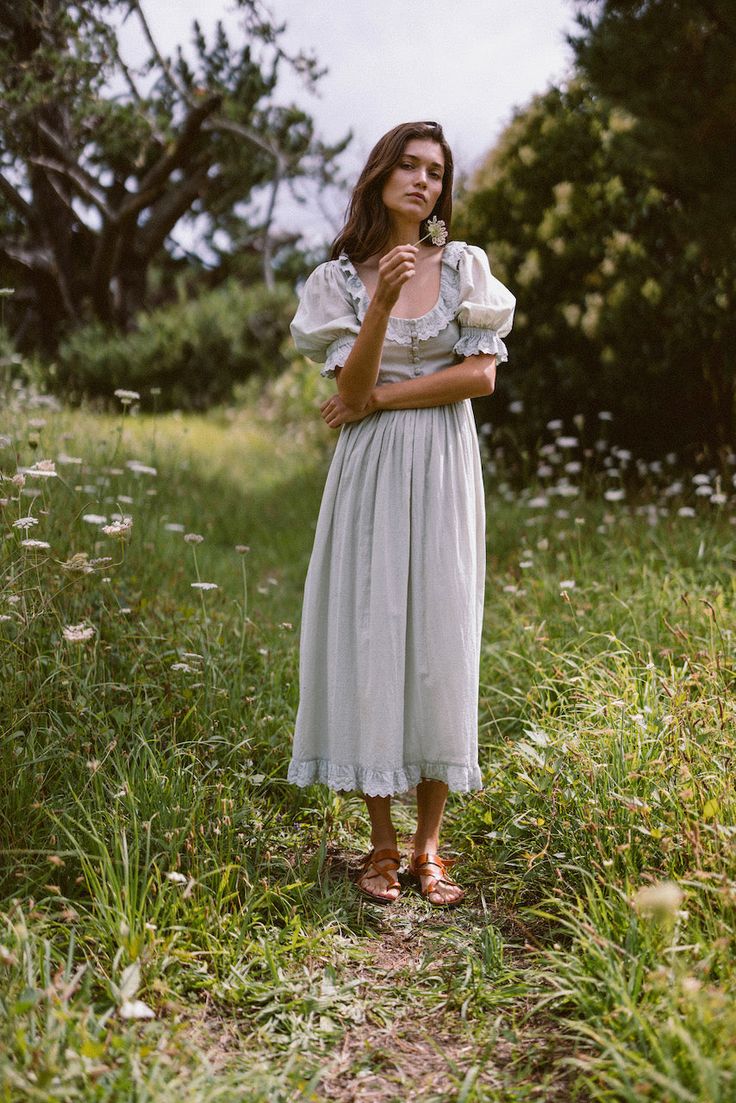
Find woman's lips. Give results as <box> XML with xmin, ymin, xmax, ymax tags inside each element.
<box><xmin>407</xmin><ymin>193</ymin><xmax>426</xmax><ymax>201</ymax></box>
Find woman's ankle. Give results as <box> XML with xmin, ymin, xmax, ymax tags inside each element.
<box><xmin>371</xmin><ymin>834</ymin><xmax>398</xmax><ymax>852</ymax></box>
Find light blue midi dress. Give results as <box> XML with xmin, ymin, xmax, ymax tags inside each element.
<box><xmin>286</xmin><ymin>240</ymin><xmax>516</xmax><ymax>797</ymax></box>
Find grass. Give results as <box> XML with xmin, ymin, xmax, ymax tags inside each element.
<box><xmin>1</xmin><ymin>371</ymin><xmax>735</xmax><ymax>1101</ymax></box>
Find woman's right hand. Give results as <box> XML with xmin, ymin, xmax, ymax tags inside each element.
<box><xmin>373</xmin><ymin>244</ymin><xmax>418</xmax><ymax>312</ymax></box>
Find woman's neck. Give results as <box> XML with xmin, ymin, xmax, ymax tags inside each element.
<box><xmin>383</xmin><ymin>215</ymin><xmax>422</xmax><ymax>252</ymax></box>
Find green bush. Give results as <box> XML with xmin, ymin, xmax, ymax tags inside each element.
<box><xmin>54</xmin><ymin>280</ymin><xmax>296</xmax><ymax>411</ymax></box>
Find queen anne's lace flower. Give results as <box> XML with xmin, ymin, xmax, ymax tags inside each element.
<box><xmin>62</xmin><ymin>622</ymin><xmax>96</xmax><ymax>642</ymax></box>
<box><xmin>114</xmin><ymin>389</ymin><xmax>140</xmax><ymax>404</ymax></box>
<box><xmin>102</xmin><ymin>516</ymin><xmax>133</xmax><ymax>537</ymax></box>
<box><xmin>417</xmin><ymin>216</ymin><xmax>448</xmax><ymax>247</ymax></box>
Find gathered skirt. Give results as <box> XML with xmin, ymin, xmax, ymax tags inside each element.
<box><xmin>287</xmin><ymin>399</ymin><xmax>486</xmax><ymax>797</ymax></box>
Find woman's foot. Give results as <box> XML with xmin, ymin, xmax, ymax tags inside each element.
<box><xmin>409</xmin><ymin>851</ymin><xmax>465</xmax><ymax>906</ymax></box>
<box><xmin>356</xmin><ymin>845</ymin><xmax>401</xmax><ymax>903</ymax></box>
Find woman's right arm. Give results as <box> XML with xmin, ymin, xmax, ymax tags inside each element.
<box><xmin>335</xmin><ymin>245</ymin><xmax>418</xmax><ymax>410</ymax></box>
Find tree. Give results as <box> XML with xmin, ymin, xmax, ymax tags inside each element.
<box><xmin>569</xmin><ymin>0</ymin><xmax>736</xmax><ymax>261</ymax></box>
<box><xmin>0</xmin><ymin>0</ymin><xmax>349</xmax><ymax>352</ymax></box>
<box><xmin>455</xmin><ymin>79</ymin><xmax>736</xmax><ymax>456</ymax></box>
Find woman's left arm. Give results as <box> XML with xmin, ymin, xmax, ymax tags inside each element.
<box><xmin>320</xmin><ymin>355</ymin><xmax>496</xmax><ymax>428</ymax></box>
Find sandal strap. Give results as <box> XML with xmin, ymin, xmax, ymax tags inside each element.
<box><xmin>370</xmin><ymin>847</ymin><xmax>400</xmax><ymax>865</ymax></box>
<box><xmin>358</xmin><ymin>847</ymin><xmax>401</xmax><ymax>891</ymax></box>
<box><xmin>412</xmin><ymin>852</ymin><xmax>457</xmax><ymax>876</ymax></box>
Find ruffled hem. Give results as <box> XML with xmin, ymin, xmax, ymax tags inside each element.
<box><xmin>453</xmin><ymin>326</ymin><xmax>509</xmax><ymax>362</ymax></box>
<box><xmin>336</xmin><ymin>241</ymin><xmax>466</xmax><ymax>346</ymax></box>
<box><xmin>286</xmin><ymin>758</ymin><xmax>484</xmax><ymax>797</ymax></box>
<box><xmin>322</xmin><ymin>335</ymin><xmax>356</xmax><ymax>378</ymax></box>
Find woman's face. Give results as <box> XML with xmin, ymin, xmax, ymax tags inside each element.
<box><xmin>381</xmin><ymin>138</ymin><xmax>445</xmax><ymax>224</ymax></box>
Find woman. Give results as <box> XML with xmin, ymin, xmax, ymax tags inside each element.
<box><xmin>287</xmin><ymin>121</ymin><xmax>515</xmax><ymax>907</ymax></box>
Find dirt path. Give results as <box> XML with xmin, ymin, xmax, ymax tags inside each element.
<box><xmin>315</xmin><ymin>847</ymin><xmax>574</xmax><ymax>1102</ymax></box>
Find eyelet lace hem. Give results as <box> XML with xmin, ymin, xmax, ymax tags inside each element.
<box><xmin>286</xmin><ymin>758</ymin><xmax>484</xmax><ymax>796</ymax></box>
<box><xmin>336</xmin><ymin>241</ymin><xmax>466</xmax><ymax>346</ymax></box>
<box><xmin>453</xmin><ymin>327</ymin><xmax>509</xmax><ymax>362</ymax></box>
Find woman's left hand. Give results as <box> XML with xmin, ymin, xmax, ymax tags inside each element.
<box><xmin>320</xmin><ymin>392</ymin><xmax>376</xmax><ymax>429</ymax></box>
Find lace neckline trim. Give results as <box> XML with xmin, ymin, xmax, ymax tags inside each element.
<box><xmin>336</xmin><ymin>240</ymin><xmax>465</xmax><ymax>345</ymax></box>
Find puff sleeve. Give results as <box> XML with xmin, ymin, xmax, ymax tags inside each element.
<box><xmin>453</xmin><ymin>244</ymin><xmax>516</xmax><ymax>363</ymax></box>
<box><xmin>290</xmin><ymin>261</ymin><xmax>360</xmax><ymax>378</ymax></box>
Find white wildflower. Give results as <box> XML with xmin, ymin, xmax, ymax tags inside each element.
<box><xmin>557</xmin><ymin>436</ymin><xmax>579</xmax><ymax>448</ymax></box>
<box><xmin>164</xmin><ymin>522</ymin><xmax>185</xmax><ymax>532</ymax></box>
<box><xmin>114</xmin><ymin>389</ymin><xmax>140</xmax><ymax>405</ymax></box>
<box><xmin>604</xmin><ymin>488</ymin><xmax>626</xmax><ymax>501</ymax></box>
<box><xmin>20</xmin><ymin>539</ymin><xmax>50</xmax><ymax>549</ymax></box>
<box><xmin>61</xmin><ymin>553</ymin><xmax>94</xmax><ymax>574</ymax></box>
<box><xmin>165</xmin><ymin>871</ymin><xmax>188</xmax><ymax>884</ymax></box>
<box><xmin>12</xmin><ymin>515</ymin><xmax>38</xmax><ymax>529</ymax></box>
<box><xmin>418</xmin><ymin>216</ymin><xmax>448</xmax><ymax>247</ymax></box>
<box><xmin>20</xmin><ymin>459</ymin><xmax>57</xmax><ymax>478</ymax></box>
<box><xmin>82</xmin><ymin>514</ymin><xmax>107</xmax><ymax>525</ymax></box>
<box><xmin>184</xmin><ymin>533</ymin><xmax>204</xmax><ymax>544</ymax></box>
<box><xmin>191</xmin><ymin>582</ymin><xmax>218</xmax><ymax>591</ymax></box>
<box><xmin>677</xmin><ymin>506</ymin><xmax>696</xmax><ymax>517</ymax></box>
<box><xmin>126</xmin><ymin>460</ymin><xmax>157</xmax><ymax>476</ymax></box>
<box><xmin>559</xmin><ymin>579</ymin><xmax>576</xmax><ymax>589</ymax></box>
<box><xmin>102</xmin><ymin>516</ymin><xmax>133</xmax><ymax>537</ymax></box>
<box><xmin>62</xmin><ymin>622</ymin><xmax>96</xmax><ymax>642</ymax></box>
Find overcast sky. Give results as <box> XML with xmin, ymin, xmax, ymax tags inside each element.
<box><xmin>116</xmin><ymin>1</ymin><xmax>580</xmax><ymax>249</ymax></box>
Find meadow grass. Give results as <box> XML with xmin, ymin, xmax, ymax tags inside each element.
<box><xmin>1</xmin><ymin>373</ymin><xmax>734</xmax><ymax>1102</ymax></box>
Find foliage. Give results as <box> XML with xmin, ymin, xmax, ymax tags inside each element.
<box><xmin>0</xmin><ymin>0</ymin><xmax>348</xmax><ymax>351</ymax></box>
<box><xmin>54</xmin><ymin>280</ymin><xmax>296</xmax><ymax>411</ymax></box>
<box><xmin>455</xmin><ymin>79</ymin><xmax>736</xmax><ymax>458</ymax></box>
<box><xmin>570</xmin><ymin>0</ymin><xmax>736</xmax><ymax>260</ymax></box>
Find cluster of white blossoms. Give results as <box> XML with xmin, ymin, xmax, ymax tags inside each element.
<box><xmin>114</xmin><ymin>389</ymin><xmax>140</xmax><ymax>406</ymax></box>
<box><xmin>62</xmin><ymin>623</ymin><xmax>96</xmax><ymax>643</ymax></box>
<box><xmin>416</xmin><ymin>216</ymin><xmax>448</xmax><ymax>247</ymax></box>
<box><xmin>101</xmin><ymin>516</ymin><xmax>133</xmax><ymax>538</ymax></box>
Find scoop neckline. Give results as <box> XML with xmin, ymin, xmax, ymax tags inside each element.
<box><xmin>339</xmin><ymin>246</ymin><xmax>450</xmax><ymax>322</ymax></box>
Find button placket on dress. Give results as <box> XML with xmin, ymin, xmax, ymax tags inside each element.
<box><xmin>409</xmin><ymin>321</ymin><xmax>421</xmax><ymax>375</ymax></box>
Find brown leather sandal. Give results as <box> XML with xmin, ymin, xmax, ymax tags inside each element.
<box><xmin>356</xmin><ymin>847</ymin><xmax>401</xmax><ymax>905</ymax></box>
<box><xmin>408</xmin><ymin>851</ymin><xmax>465</xmax><ymax>907</ymax></box>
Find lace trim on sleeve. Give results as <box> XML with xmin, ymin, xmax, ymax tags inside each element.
<box><xmin>453</xmin><ymin>326</ymin><xmax>509</xmax><ymax>362</ymax></box>
<box><xmin>321</xmin><ymin>334</ymin><xmax>357</xmax><ymax>378</ymax></box>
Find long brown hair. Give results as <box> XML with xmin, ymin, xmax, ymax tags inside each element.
<box><xmin>330</xmin><ymin>121</ymin><xmax>454</xmax><ymax>263</ymax></box>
